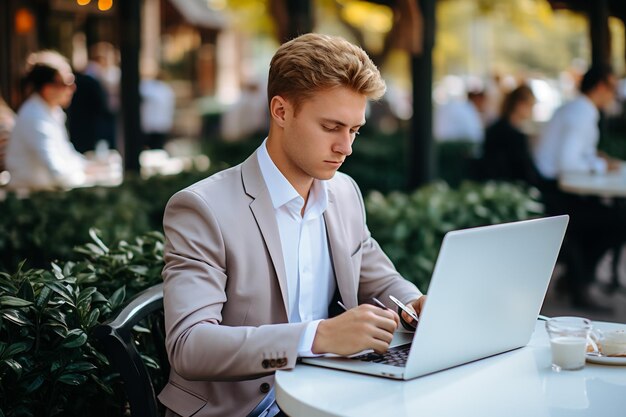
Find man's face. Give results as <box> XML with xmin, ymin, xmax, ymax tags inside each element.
<box><xmin>599</xmin><ymin>75</ymin><xmax>618</xmax><ymax>110</ymax></box>
<box><xmin>271</xmin><ymin>87</ymin><xmax>367</xmax><ymax>188</ymax></box>
<box><xmin>44</xmin><ymin>68</ymin><xmax>76</xmax><ymax>108</ymax></box>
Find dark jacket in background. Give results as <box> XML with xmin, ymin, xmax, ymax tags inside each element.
<box><xmin>481</xmin><ymin>118</ymin><xmax>544</xmax><ymax>187</ymax></box>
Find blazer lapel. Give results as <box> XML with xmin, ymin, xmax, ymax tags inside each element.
<box><xmin>324</xmin><ymin>186</ymin><xmax>358</xmax><ymax>308</ymax></box>
<box><xmin>241</xmin><ymin>153</ymin><xmax>290</xmax><ymax>317</ymax></box>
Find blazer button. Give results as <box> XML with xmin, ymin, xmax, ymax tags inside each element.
<box><xmin>269</xmin><ymin>359</ymin><xmax>277</xmax><ymax>368</ymax></box>
<box><xmin>278</xmin><ymin>358</ymin><xmax>287</xmax><ymax>367</ymax></box>
<box><xmin>260</xmin><ymin>382</ymin><xmax>271</xmax><ymax>394</ymax></box>
<box><xmin>262</xmin><ymin>359</ymin><xmax>270</xmax><ymax>369</ymax></box>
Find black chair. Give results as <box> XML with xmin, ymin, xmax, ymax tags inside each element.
<box><xmin>94</xmin><ymin>283</ymin><xmax>276</xmax><ymax>417</ymax></box>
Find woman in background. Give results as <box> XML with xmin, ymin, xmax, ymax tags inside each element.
<box><xmin>481</xmin><ymin>84</ymin><xmax>544</xmax><ymax>187</ymax></box>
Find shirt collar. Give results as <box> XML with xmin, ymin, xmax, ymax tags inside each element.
<box><xmin>257</xmin><ymin>139</ymin><xmax>328</xmax><ymax>216</ymax></box>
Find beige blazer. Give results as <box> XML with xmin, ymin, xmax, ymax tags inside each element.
<box><xmin>158</xmin><ymin>151</ymin><xmax>421</xmax><ymax>417</ymax></box>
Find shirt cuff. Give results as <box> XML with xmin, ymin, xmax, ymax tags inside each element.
<box><xmin>297</xmin><ymin>319</ymin><xmax>324</xmax><ymax>357</ymax></box>
<box><xmin>592</xmin><ymin>158</ymin><xmax>608</xmax><ymax>174</ymax></box>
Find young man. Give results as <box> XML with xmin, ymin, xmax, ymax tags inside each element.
<box><xmin>160</xmin><ymin>33</ymin><xmax>425</xmax><ymax>417</ymax></box>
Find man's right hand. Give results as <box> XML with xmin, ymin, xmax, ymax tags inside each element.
<box><xmin>311</xmin><ymin>304</ymin><xmax>399</xmax><ymax>356</ymax></box>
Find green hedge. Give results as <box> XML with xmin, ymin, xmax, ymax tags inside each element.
<box><xmin>0</xmin><ymin>231</ymin><xmax>164</xmax><ymax>417</ymax></box>
<box><xmin>0</xmin><ymin>168</ymin><xmax>221</xmax><ymax>273</ymax></box>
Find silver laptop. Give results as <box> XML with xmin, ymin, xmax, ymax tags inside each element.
<box><xmin>302</xmin><ymin>215</ymin><xmax>568</xmax><ymax>380</ymax></box>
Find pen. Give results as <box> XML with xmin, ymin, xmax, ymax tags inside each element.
<box><xmin>337</xmin><ymin>298</ymin><xmax>389</xmax><ymax>312</ymax></box>
<box><xmin>371</xmin><ymin>297</ymin><xmax>388</xmax><ymax>310</ymax></box>
<box><xmin>337</xmin><ymin>300</ymin><xmax>349</xmax><ymax>311</ymax></box>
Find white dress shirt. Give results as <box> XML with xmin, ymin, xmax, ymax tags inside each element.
<box><xmin>257</xmin><ymin>140</ymin><xmax>336</xmax><ymax>356</ymax></box>
<box><xmin>6</xmin><ymin>94</ymin><xmax>86</xmax><ymax>190</ymax></box>
<box><xmin>534</xmin><ymin>95</ymin><xmax>607</xmax><ymax>179</ymax></box>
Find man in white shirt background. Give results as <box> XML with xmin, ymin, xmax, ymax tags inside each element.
<box><xmin>6</xmin><ymin>51</ymin><xmax>87</xmax><ymax>191</ymax></box>
<box><xmin>534</xmin><ymin>66</ymin><xmax>621</xmax><ymax>178</ymax></box>
<box><xmin>534</xmin><ymin>66</ymin><xmax>625</xmax><ymax>311</ymax></box>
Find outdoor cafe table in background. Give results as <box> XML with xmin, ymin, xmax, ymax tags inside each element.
<box><xmin>275</xmin><ymin>321</ymin><xmax>626</xmax><ymax>417</ymax></box>
<box><xmin>559</xmin><ymin>164</ymin><xmax>626</xmax><ymax>197</ymax></box>
<box><xmin>558</xmin><ymin>163</ymin><xmax>626</xmax><ymax>291</ymax></box>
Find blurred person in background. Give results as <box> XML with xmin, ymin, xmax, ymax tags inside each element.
<box><xmin>0</xmin><ymin>95</ymin><xmax>16</xmax><ymax>173</ymax></box>
<box><xmin>83</xmin><ymin>42</ymin><xmax>120</xmax><ymax>149</ymax></box>
<box><xmin>140</xmin><ymin>71</ymin><xmax>175</xmax><ymax>149</ymax></box>
<box><xmin>4</xmin><ymin>51</ymin><xmax>117</xmax><ymax>191</ymax></box>
<box><xmin>67</xmin><ymin>44</ymin><xmax>116</xmax><ymax>152</ymax></box>
<box><xmin>434</xmin><ymin>89</ymin><xmax>487</xmax><ymax>144</ymax></box>
<box><xmin>480</xmin><ymin>84</ymin><xmax>544</xmax><ymax>187</ymax></box>
<box><xmin>534</xmin><ymin>66</ymin><xmax>621</xmax><ymax>178</ymax></box>
<box><xmin>221</xmin><ymin>80</ymin><xmax>269</xmax><ymax>142</ymax></box>
<box><xmin>534</xmin><ymin>65</ymin><xmax>625</xmax><ymax>311</ymax></box>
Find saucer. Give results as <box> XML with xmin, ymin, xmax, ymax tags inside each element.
<box><xmin>586</xmin><ymin>353</ymin><xmax>626</xmax><ymax>365</ymax></box>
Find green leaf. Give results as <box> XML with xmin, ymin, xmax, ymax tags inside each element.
<box><xmin>90</xmin><ymin>374</ymin><xmax>114</xmax><ymax>395</ymax></box>
<box><xmin>82</xmin><ymin>243</ymin><xmax>106</xmax><ymax>256</ymax></box>
<box><xmin>140</xmin><ymin>354</ymin><xmax>160</xmax><ymax>370</ymax></box>
<box><xmin>45</xmin><ymin>309</ymin><xmax>68</xmax><ymax>327</ymax></box>
<box><xmin>23</xmin><ymin>375</ymin><xmax>45</xmax><ymax>393</ymax></box>
<box><xmin>108</xmin><ymin>286</ymin><xmax>126</xmax><ymax>310</ymax></box>
<box><xmin>4</xmin><ymin>341</ymin><xmax>31</xmax><ymax>358</ymax></box>
<box><xmin>57</xmin><ymin>373</ymin><xmax>88</xmax><ymax>385</ymax></box>
<box><xmin>89</xmin><ymin>228</ymin><xmax>110</xmax><ymax>254</ymax></box>
<box><xmin>51</xmin><ymin>263</ymin><xmax>64</xmax><ymax>280</ymax></box>
<box><xmin>86</xmin><ymin>309</ymin><xmax>100</xmax><ymax>328</ymax></box>
<box><xmin>128</xmin><ymin>265</ymin><xmax>149</xmax><ymax>276</ymax></box>
<box><xmin>50</xmin><ymin>360</ymin><xmax>63</xmax><ymax>373</ymax></box>
<box><xmin>64</xmin><ymin>361</ymin><xmax>97</xmax><ymax>373</ymax></box>
<box><xmin>78</xmin><ymin>287</ymin><xmax>97</xmax><ymax>303</ymax></box>
<box><xmin>0</xmin><ymin>296</ymin><xmax>33</xmax><ymax>307</ymax></box>
<box><xmin>62</xmin><ymin>329</ymin><xmax>88</xmax><ymax>348</ymax></box>
<box><xmin>35</xmin><ymin>286</ymin><xmax>53</xmax><ymax>309</ymax></box>
<box><xmin>1</xmin><ymin>309</ymin><xmax>31</xmax><ymax>326</ymax></box>
<box><xmin>2</xmin><ymin>358</ymin><xmax>23</xmax><ymax>377</ymax></box>
<box><xmin>45</xmin><ymin>282</ymin><xmax>74</xmax><ymax>305</ymax></box>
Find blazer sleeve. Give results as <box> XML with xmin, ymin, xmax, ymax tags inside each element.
<box><xmin>162</xmin><ymin>189</ymin><xmax>308</xmax><ymax>381</ymax></box>
<box><xmin>345</xmin><ymin>177</ymin><xmax>423</xmax><ymax>307</ymax></box>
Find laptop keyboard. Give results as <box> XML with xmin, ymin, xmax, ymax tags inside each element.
<box><xmin>352</xmin><ymin>344</ymin><xmax>411</xmax><ymax>367</ymax></box>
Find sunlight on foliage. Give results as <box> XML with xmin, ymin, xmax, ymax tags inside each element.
<box><xmin>340</xmin><ymin>1</ymin><xmax>393</xmax><ymax>34</ymax></box>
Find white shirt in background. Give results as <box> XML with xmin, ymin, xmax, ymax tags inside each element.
<box><xmin>257</xmin><ymin>140</ymin><xmax>336</xmax><ymax>357</ymax></box>
<box><xmin>534</xmin><ymin>95</ymin><xmax>607</xmax><ymax>179</ymax></box>
<box><xmin>140</xmin><ymin>79</ymin><xmax>175</xmax><ymax>134</ymax></box>
<box><xmin>434</xmin><ymin>100</ymin><xmax>484</xmax><ymax>143</ymax></box>
<box><xmin>6</xmin><ymin>94</ymin><xmax>86</xmax><ymax>190</ymax></box>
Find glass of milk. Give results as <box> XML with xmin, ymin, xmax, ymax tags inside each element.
<box><xmin>545</xmin><ymin>317</ymin><xmax>591</xmax><ymax>371</ymax></box>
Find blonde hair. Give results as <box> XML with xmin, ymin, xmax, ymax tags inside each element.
<box><xmin>268</xmin><ymin>33</ymin><xmax>386</xmax><ymax>111</ymax></box>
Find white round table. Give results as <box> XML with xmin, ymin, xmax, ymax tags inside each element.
<box><xmin>276</xmin><ymin>321</ymin><xmax>626</xmax><ymax>417</ymax></box>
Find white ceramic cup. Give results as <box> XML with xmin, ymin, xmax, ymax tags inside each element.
<box><xmin>545</xmin><ymin>317</ymin><xmax>591</xmax><ymax>371</ymax></box>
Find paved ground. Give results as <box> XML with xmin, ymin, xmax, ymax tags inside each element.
<box><xmin>540</xmin><ymin>249</ymin><xmax>626</xmax><ymax>324</ymax></box>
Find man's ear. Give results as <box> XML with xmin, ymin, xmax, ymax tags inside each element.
<box><xmin>269</xmin><ymin>96</ymin><xmax>289</xmax><ymax>127</ymax></box>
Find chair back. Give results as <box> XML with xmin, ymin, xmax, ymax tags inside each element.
<box><xmin>94</xmin><ymin>283</ymin><xmax>168</xmax><ymax>417</ymax></box>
